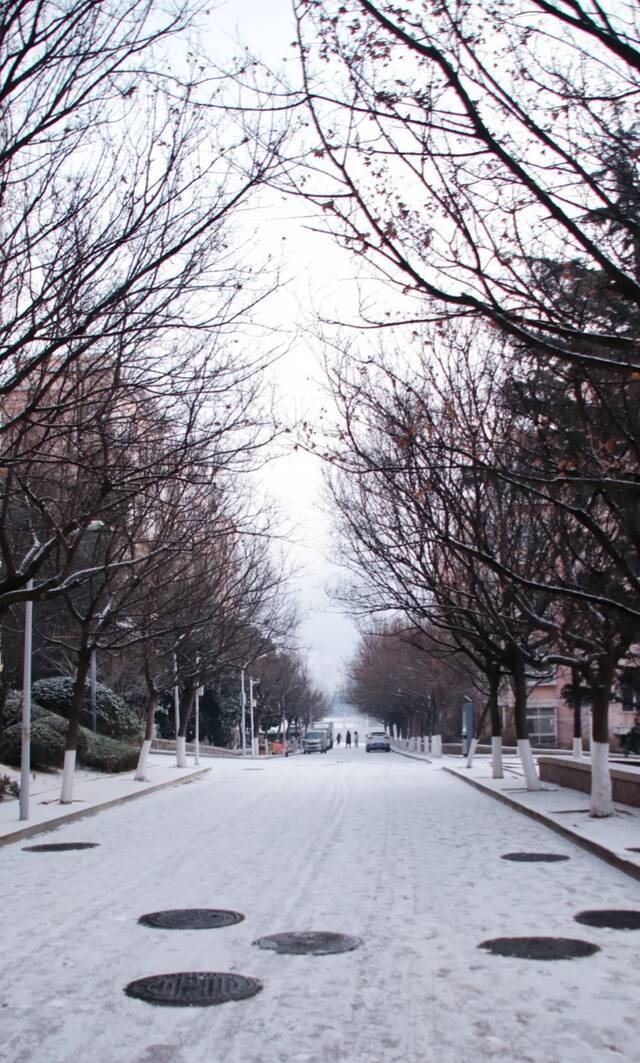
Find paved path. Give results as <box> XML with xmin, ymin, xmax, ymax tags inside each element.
<box><xmin>0</xmin><ymin>754</ymin><xmax>211</xmax><ymax>846</ymax></box>
<box><xmin>2</xmin><ymin>749</ymin><xmax>640</xmax><ymax>1062</ymax></box>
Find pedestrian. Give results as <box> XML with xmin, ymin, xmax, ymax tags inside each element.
<box><xmin>336</xmin><ymin>732</ymin><xmax>341</xmax><ymax>746</ymax></box>
<box><xmin>345</xmin><ymin>729</ymin><xmax>352</xmax><ymax>748</ymax></box>
<box><xmin>354</xmin><ymin>730</ymin><xmax>359</xmax><ymax>747</ymax></box>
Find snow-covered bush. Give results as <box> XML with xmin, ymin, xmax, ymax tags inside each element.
<box><xmin>78</xmin><ymin>731</ymin><xmax>139</xmax><ymax>773</ymax></box>
<box><xmin>0</xmin><ymin>714</ymin><xmax>69</xmax><ymax>769</ymax></box>
<box><xmin>0</xmin><ymin>774</ymin><xmax>20</xmax><ymax>800</ymax></box>
<box><xmin>3</xmin><ymin>691</ymin><xmax>49</xmax><ymax>728</ymax></box>
<box><xmin>32</xmin><ymin>677</ymin><xmax>141</xmax><ymax>740</ymax></box>
<box><xmin>0</xmin><ymin>706</ymin><xmax>139</xmax><ymax>773</ymax></box>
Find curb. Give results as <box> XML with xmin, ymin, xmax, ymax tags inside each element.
<box><xmin>444</xmin><ymin>767</ymin><xmax>640</xmax><ymax>884</ymax></box>
<box><xmin>0</xmin><ymin>766</ymin><xmax>211</xmax><ymax>849</ymax></box>
<box><xmin>391</xmin><ymin>747</ymin><xmax>433</xmax><ymax>764</ymax></box>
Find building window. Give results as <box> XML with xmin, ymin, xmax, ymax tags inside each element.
<box><xmin>526</xmin><ymin>707</ymin><xmax>556</xmax><ymax>745</ymax></box>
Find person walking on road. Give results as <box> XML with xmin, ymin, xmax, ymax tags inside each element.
<box><xmin>345</xmin><ymin>730</ymin><xmax>352</xmax><ymax>748</ymax></box>
<box><xmin>354</xmin><ymin>730</ymin><xmax>359</xmax><ymax>747</ymax></box>
<box><xmin>336</xmin><ymin>732</ymin><xmax>341</xmax><ymax>746</ymax></box>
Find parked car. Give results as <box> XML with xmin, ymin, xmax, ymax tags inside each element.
<box><xmin>312</xmin><ymin>721</ymin><xmax>334</xmax><ymax>749</ymax></box>
<box><xmin>303</xmin><ymin>729</ymin><xmax>328</xmax><ymax>754</ymax></box>
<box><xmin>366</xmin><ymin>730</ymin><xmax>391</xmax><ymax>752</ymax></box>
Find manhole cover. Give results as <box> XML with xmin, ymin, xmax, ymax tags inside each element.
<box><xmin>501</xmin><ymin>852</ymin><xmax>569</xmax><ymax>863</ymax></box>
<box><xmin>479</xmin><ymin>937</ymin><xmax>599</xmax><ymax>960</ymax></box>
<box><xmin>138</xmin><ymin>909</ymin><xmax>244</xmax><ymax>930</ymax></box>
<box><xmin>124</xmin><ymin>972</ymin><xmax>262</xmax><ymax>1006</ymax></box>
<box><xmin>575</xmin><ymin>910</ymin><xmax>640</xmax><ymax>930</ymax></box>
<box><xmin>23</xmin><ymin>842</ymin><xmax>99</xmax><ymax>852</ymax></box>
<box><xmin>254</xmin><ymin>931</ymin><xmax>362</xmax><ymax>955</ymax></box>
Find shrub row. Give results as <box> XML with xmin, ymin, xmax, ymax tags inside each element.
<box><xmin>0</xmin><ymin>713</ymin><xmax>139</xmax><ymax>773</ymax></box>
<box><xmin>31</xmin><ymin>677</ymin><xmax>141</xmax><ymax>739</ymax></box>
<box><xmin>1</xmin><ymin>680</ymin><xmax>141</xmax><ymax>773</ymax></box>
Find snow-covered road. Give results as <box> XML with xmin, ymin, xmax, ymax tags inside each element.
<box><xmin>2</xmin><ymin>748</ymin><xmax>639</xmax><ymax>1062</ymax></box>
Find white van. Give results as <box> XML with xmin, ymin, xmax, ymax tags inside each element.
<box><xmin>303</xmin><ymin>729</ymin><xmax>328</xmax><ymax>754</ymax></box>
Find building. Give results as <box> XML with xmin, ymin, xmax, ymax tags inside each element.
<box><xmin>497</xmin><ymin>664</ymin><xmax>639</xmax><ymax>750</ymax></box>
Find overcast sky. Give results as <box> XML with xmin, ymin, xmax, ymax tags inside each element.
<box><xmin>210</xmin><ymin>0</ymin><xmax>362</xmax><ymax>694</ymax></box>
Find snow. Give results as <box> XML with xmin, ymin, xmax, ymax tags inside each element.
<box><xmin>443</xmin><ymin>752</ymin><xmax>640</xmax><ymax>871</ymax></box>
<box><xmin>0</xmin><ymin>754</ymin><xmax>210</xmax><ymax>842</ymax></box>
<box><xmin>1</xmin><ymin>747</ymin><xmax>640</xmax><ymax>1061</ymax></box>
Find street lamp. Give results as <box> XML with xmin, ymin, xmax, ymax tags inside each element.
<box><xmin>19</xmin><ymin>579</ymin><xmax>34</xmax><ymax>821</ymax></box>
<box><xmin>194</xmin><ymin>655</ymin><xmax>202</xmax><ymax>767</ymax></box>
<box><xmin>462</xmin><ymin>696</ymin><xmax>474</xmax><ymax>758</ymax></box>
<box><xmin>85</xmin><ymin>521</ymin><xmax>106</xmax><ymax>733</ymax></box>
<box><xmin>240</xmin><ymin>666</ymin><xmax>247</xmax><ymax>758</ymax></box>
<box><xmin>249</xmin><ymin>676</ymin><xmax>261</xmax><ymax>756</ymax></box>
<box><xmin>174</xmin><ymin>632</ymin><xmax>186</xmax><ymax>767</ymax></box>
<box><xmin>240</xmin><ymin>653</ymin><xmax>268</xmax><ymax>757</ymax></box>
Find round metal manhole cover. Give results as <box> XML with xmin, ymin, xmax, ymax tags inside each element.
<box><xmin>479</xmin><ymin>936</ymin><xmax>599</xmax><ymax>960</ymax></box>
<box><xmin>253</xmin><ymin>931</ymin><xmax>362</xmax><ymax>955</ymax></box>
<box><xmin>124</xmin><ymin>971</ymin><xmax>262</xmax><ymax>1006</ymax></box>
<box><xmin>138</xmin><ymin>909</ymin><xmax>244</xmax><ymax>930</ymax></box>
<box><xmin>575</xmin><ymin>909</ymin><xmax>640</xmax><ymax>930</ymax></box>
<box><xmin>23</xmin><ymin>842</ymin><xmax>99</xmax><ymax>852</ymax></box>
<box><xmin>501</xmin><ymin>852</ymin><xmax>569</xmax><ymax>863</ymax></box>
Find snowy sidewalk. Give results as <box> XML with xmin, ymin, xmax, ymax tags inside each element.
<box><xmin>392</xmin><ymin>746</ymin><xmax>640</xmax><ymax>882</ymax></box>
<box><xmin>0</xmin><ymin>753</ymin><xmax>211</xmax><ymax>847</ymax></box>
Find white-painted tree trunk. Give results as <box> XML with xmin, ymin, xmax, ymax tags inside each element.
<box><xmin>572</xmin><ymin>736</ymin><xmax>583</xmax><ymax>760</ymax></box>
<box><xmin>465</xmin><ymin>737</ymin><xmax>478</xmax><ymax>767</ymax></box>
<box><xmin>176</xmin><ymin>736</ymin><xmax>187</xmax><ymax>768</ymax></box>
<box><xmin>590</xmin><ymin>742</ymin><xmax>613</xmax><ymax>817</ymax></box>
<box><xmin>517</xmin><ymin>738</ymin><xmax>542</xmax><ymax>790</ymax></box>
<box><xmin>60</xmin><ymin>749</ymin><xmax>76</xmax><ymax>804</ymax></box>
<box><xmin>491</xmin><ymin>736</ymin><xmax>504</xmax><ymax>779</ymax></box>
<box><xmin>431</xmin><ymin>735</ymin><xmax>442</xmax><ymax>757</ymax></box>
<box><xmin>135</xmin><ymin>739</ymin><xmax>152</xmax><ymax>781</ymax></box>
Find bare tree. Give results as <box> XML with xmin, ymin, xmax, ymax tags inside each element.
<box><xmin>289</xmin><ymin>1</ymin><xmax>639</xmax><ymax>370</ymax></box>
<box><xmin>324</xmin><ymin>332</ymin><xmax>639</xmax><ymax>809</ymax></box>
<box><xmin>346</xmin><ymin>622</ymin><xmax>471</xmax><ymax>740</ymax></box>
<box><xmin>0</xmin><ymin>0</ymin><xmax>286</xmax><ymax>610</ymax></box>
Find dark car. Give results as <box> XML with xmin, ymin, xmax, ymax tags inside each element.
<box><xmin>366</xmin><ymin>730</ymin><xmax>391</xmax><ymax>752</ymax></box>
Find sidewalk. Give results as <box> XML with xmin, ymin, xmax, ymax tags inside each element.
<box><xmin>0</xmin><ymin>752</ymin><xmax>211</xmax><ymax>847</ymax></box>
<box><xmin>392</xmin><ymin>745</ymin><xmax>640</xmax><ymax>882</ymax></box>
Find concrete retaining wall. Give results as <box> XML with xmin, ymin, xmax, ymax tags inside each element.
<box><xmin>538</xmin><ymin>756</ymin><xmax>640</xmax><ymax>807</ymax></box>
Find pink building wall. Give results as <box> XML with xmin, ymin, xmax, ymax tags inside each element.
<box><xmin>497</xmin><ymin>665</ymin><xmax>634</xmax><ymax>750</ymax></box>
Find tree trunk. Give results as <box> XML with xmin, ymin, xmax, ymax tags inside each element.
<box><xmin>60</xmin><ymin>645</ymin><xmax>92</xmax><ymax>804</ymax></box>
<box><xmin>512</xmin><ymin>654</ymin><xmax>542</xmax><ymax>791</ymax></box>
<box><xmin>177</xmin><ymin>680</ymin><xmax>196</xmax><ymax>767</ymax></box>
<box><xmin>0</xmin><ymin>676</ymin><xmax>8</xmax><ymax>749</ymax></box>
<box><xmin>465</xmin><ymin>736</ymin><xmax>478</xmax><ymax>767</ymax></box>
<box><xmin>588</xmin><ymin>659</ymin><xmax>615</xmax><ymax>817</ymax></box>
<box><xmin>570</xmin><ymin>666</ymin><xmax>584</xmax><ymax>760</ymax></box>
<box><xmin>487</xmin><ymin>666</ymin><xmax>503</xmax><ymax>779</ymax></box>
<box><xmin>135</xmin><ymin>669</ymin><xmax>158</xmax><ymax>782</ymax></box>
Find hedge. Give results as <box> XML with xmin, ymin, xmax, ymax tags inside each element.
<box><xmin>0</xmin><ymin>704</ymin><xmax>140</xmax><ymax>774</ymax></box>
<box><xmin>32</xmin><ymin>677</ymin><xmax>141</xmax><ymax>740</ymax></box>
<box><xmin>3</xmin><ymin>691</ymin><xmax>49</xmax><ymax>728</ymax></box>
<box><xmin>78</xmin><ymin>730</ymin><xmax>139</xmax><ymax>773</ymax></box>
<box><xmin>0</xmin><ymin>713</ymin><xmax>69</xmax><ymax>769</ymax></box>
